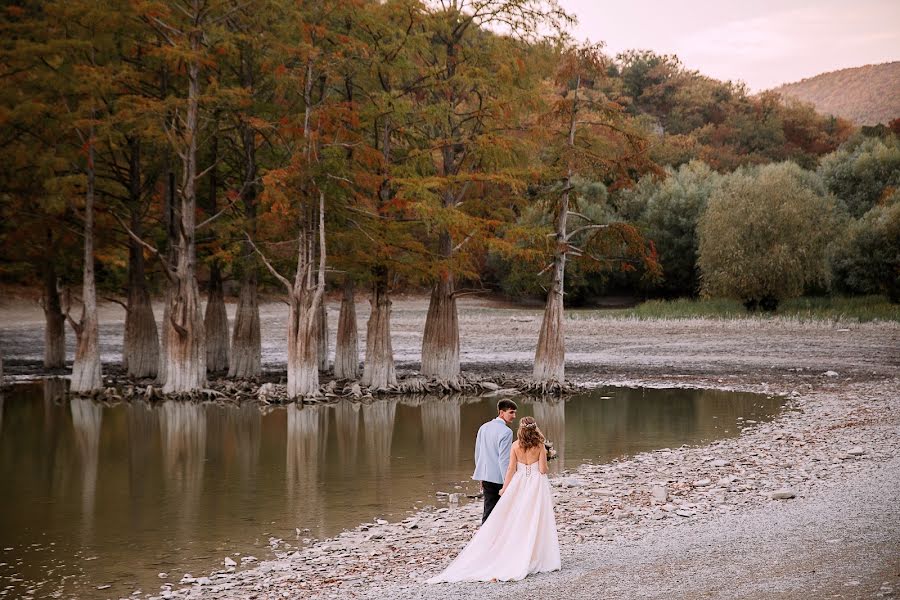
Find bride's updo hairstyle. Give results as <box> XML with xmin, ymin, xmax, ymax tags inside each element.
<box><xmin>517</xmin><ymin>416</ymin><xmax>545</xmax><ymax>451</ymax></box>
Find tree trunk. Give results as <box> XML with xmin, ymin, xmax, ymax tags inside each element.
<box><xmin>70</xmin><ymin>130</ymin><xmax>102</xmax><ymax>393</ymax></box>
<box><xmin>228</xmin><ymin>43</ymin><xmax>262</xmax><ymax>380</ymax></box>
<box><xmin>334</xmin><ymin>279</ymin><xmax>359</xmax><ymax>380</ymax></box>
<box><xmin>361</xmin><ymin>270</ymin><xmax>396</xmax><ymax>389</ymax></box>
<box><xmin>316</xmin><ymin>296</ymin><xmax>329</xmax><ymax>372</ymax></box>
<box><xmin>162</xmin><ymin>34</ymin><xmax>206</xmax><ymax>394</ymax></box>
<box><xmin>123</xmin><ymin>162</ymin><xmax>159</xmax><ymax>378</ymax></box>
<box><xmin>284</xmin><ymin>193</ymin><xmax>326</xmax><ymax>399</ymax></box>
<box><xmin>533</xmin><ymin>74</ymin><xmax>580</xmax><ymax>385</ymax></box>
<box><xmin>533</xmin><ymin>193</ymin><xmax>568</xmax><ymax>384</ymax></box>
<box><xmin>421</xmin><ymin>269</ymin><xmax>459</xmax><ymax>381</ymax></box>
<box><xmin>286</xmin><ymin>292</ymin><xmax>320</xmax><ymax>398</ymax></box>
<box><xmin>228</xmin><ymin>271</ymin><xmax>260</xmax><ymax>379</ymax></box>
<box><xmin>532</xmin><ymin>271</ymin><xmax>565</xmax><ymax>383</ymax></box>
<box><xmin>204</xmin><ymin>263</ymin><xmax>230</xmax><ymax>373</ymax></box>
<box><xmin>42</xmin><ymin>249</ymin><xmax>66</xmax><ymax>369</ymax></box>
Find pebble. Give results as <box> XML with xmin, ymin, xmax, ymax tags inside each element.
<box><xmin>770</xmin><ymin>489</ymin><xmax>796</xmax><ymax>500</ymax></box>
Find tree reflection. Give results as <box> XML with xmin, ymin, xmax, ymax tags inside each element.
<box><xmin>286</xmin><ymin>403</ymin><xmax>328</xmax><ymax>526</ymax></box>
<box><xmin>159</xmin><ymin>401</ymin><xmax>206</xmax><ymax>526</ymax></box>
<box><xmin>362</xmin><ymin>399</ymin><xmax>397</xmax><ymax>476</ymax></box>
<box><xmin>125</xmin><ymin>400</ymin><xmax>157</xmax><ymax>501</ymax></box>
<box><xmin>419</xmin><ymin>397</ymin><xmax>461</xmax><ymax>468</ymax></box>
<box><xmin>532</xmin><ymin>399</ymin><xmax>565</xmax><ymax>473</ymax></box>
<box><xmin>70</xmin><ymin>398</ymin><xmax>103</xmax><ymax>533</ymax></box>
<box><xmin>333</xmin><ymin>401</ymin><xmax>360</xmax><ymax>468</ymax></box>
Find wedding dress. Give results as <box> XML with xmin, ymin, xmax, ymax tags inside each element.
<box><xmin>426</xmin><ymin>461</ymin><xmax>561</xmax><ymax>583</ymax></box>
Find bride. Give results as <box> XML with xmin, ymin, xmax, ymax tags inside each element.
<box><xmin>426</xmin><ymin>416</ymin><xmax>561</xmax><ymax>583</ymax></box>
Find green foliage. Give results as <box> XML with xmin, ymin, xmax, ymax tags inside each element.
<box><xmin>818</xmin><ymin>135</ymin><xmax>900</xmax><ymax>218</ymax></box>
<box><xmin>489</xmin><ymin>178</ymin><xmax>617</xmax><ymax>302</ymax></box>
<box><xmin>634</xmin><ymin>161</ymin><xmax>723</xmax><ymax>297</ymax></box>
<box><xmin>697</xmin><ymin>162</ymin><xmax>842</xmax><ymax>310</ymax></box>
<box><xmin>597</xmin><ymin>295</ymin><xmax>899</xmax><ymax>323</ymax></box>
<box><xmin>831</xmin><ymin>192</ymin><xmax>900</xmax><ymax>302</ymax></box>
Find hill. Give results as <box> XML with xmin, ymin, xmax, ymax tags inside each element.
<box><xmin>772</xmin><ymin>62</ymin><xmax>900</xmax><ymax>126</ymax></box>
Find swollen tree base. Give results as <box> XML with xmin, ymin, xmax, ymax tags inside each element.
<box><xmin>533</xmin><ymin>288</ymin><xmax>565</xmax><ymax>384</ymax></box>
<box><xmin>361</xmin><ymin>285</ymin><xmax>396</xmax><ymax>390</ymax></box>
<box><xmin>228</xmin><ymin>274</ymin><xmax>261</xmax><ymax>379</ymax></box>
<box><xmin>161</xmin><ymin>276</ymin><xmax>206</xmax><ymax>394</ymax></box>
<box><xmin>204</xmin><ymin>266</ymin><xmax>230</xmax><ymax>373</ymax></box>
<box><xmin>420</xmin><ymin>278</ymin><xmax>460</xmax><ymax>381</ymax></box>
<box><xmin>334</xmin><ymin>281</ymin><xmax>359</xmax><ymax>380</ymax></box>
<box><xmin>123</xmin><ymin>288</ymin><xmax>159</xmax><ymax>379</ymax></box>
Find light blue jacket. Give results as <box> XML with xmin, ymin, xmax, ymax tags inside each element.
<box><xmin>472</xmin><ymin>417</ymin><xmax>513</xmax><ymax>485</ymax></box>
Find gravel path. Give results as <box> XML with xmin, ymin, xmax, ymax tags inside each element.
<box><xmin>391</xmin><ymin>447</ymin><xmax>900</xmax><ymax>600</ymax></box>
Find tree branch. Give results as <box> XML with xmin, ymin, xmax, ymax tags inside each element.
<box><xmin>244</xmin><ymin>232</ymin><xmax>292</xmax><ymax>293</ymax></box>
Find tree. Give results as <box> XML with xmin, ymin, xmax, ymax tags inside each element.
<box><xmin>638</xmin><ymin>160</ymin><xmax>723</xmax><ymax>297</ymax></box>
<box><xmin>410</xmin><ymin>0</ymin><xmax>572</xmax><ymax>382</ymax></box>
<box><xmin>531</xmin><ymin>44</ymin><xmax>659</xmax><ymax>385</ymax></box>
<box><xmin>698</xmin><ymin>162</ymin><xmax>842</xmax><ymax>311</ymax></box>
<box><xmin>831</xmin><ymin>191</ymin><xmax>900</xmax><ymax>302</ymax></box>
<box><xmin>818</xmin><ymin>135</ymin><xmax>900</xmax><ymax>219</ymax></box>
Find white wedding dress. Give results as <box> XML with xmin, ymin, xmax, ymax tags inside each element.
<box><xmin>426</xmin><ymin>461</ymin><xmax>561</xmax><ymax>583</ymax></box>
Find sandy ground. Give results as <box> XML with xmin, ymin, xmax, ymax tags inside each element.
<box><xmin>0</xmin><ymin>295</ymin><xmax>898</xmax><ymax>600</ymax></box>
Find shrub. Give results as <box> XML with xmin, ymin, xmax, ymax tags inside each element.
<box><xmin>697</xmin><ymin>162</ymin><xmax>841</xmax><ymax>311</ymax></box>
<box><xmin>831</xmin><ymin>193</ymin><xmax>900</xmax><ymax>303</ymax></box>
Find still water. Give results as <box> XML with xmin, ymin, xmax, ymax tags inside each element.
<box><xmin>0</xmin><ymin>380</ymin><xmax>782</xmax><ymax>599</ymax></box>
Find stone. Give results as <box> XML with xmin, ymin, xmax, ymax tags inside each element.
<box><xmin>223</xmin><ymin>557</ymin><xmax>237</xmax><ymax>567</ymax></box>
<box><xmin>675</xmin><ymin>509</ymin><xmax>693</xmax><ymax>517</ymax></box>
<box><xmin>846</xmin><ymin>446</ymin><xmax>865</xmax><ymax>456</ymax></box>
<box><xmin>770</xmin><ymin>489</ymin><xmax>796</xmax><ymax>500</ymax></box>
<box><xmin>693</xmin><ymin>478</ymin><xmax>712</xmax><ymax>487</ymax></box>
<box><xmin>651</xmin><ymin>485</ymin><xmax>668</xmax><ymax>503</ymax></box>
<box><xmin>480</xmin><ymin>381</ymin><xmax>500</xmax><ymax>391</ymax></box>
<box><xmin>823</xmin><ymin>370</ymin><xmax>839</xmax><ymax>377</ymax></box>
<box><xmin>710</xmin><ymin>459</ymin><xmax>730</xmax><ymax>467</ymax></box>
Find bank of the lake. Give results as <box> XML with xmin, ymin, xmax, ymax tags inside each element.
<box><xmin>157</xmin><ymin>374</ymin><xmax>899</xmax><ymax>600</ymax></box>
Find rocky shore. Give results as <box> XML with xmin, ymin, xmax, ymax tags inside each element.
<box><xmin>147</xmin><ymin>373</ymin><xmax>899</xmax><ymax>600</ymax></box>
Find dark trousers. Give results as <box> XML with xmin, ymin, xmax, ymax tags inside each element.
<box><xmin>481</xmin><ymin>481</ymin><xmax>503</xmax><ymax>524</ymax></box>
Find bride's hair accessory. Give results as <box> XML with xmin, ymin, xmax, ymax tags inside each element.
<box><xmin>517</xmin><ymin>416</ymin><xmax>544</xmax><ymax>450</ymax></box>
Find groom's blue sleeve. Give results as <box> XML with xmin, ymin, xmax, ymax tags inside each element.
<box><xmin>498</xmin><ymin>428</ymin><xmax>512</xmax><ymax>479</ymax></box>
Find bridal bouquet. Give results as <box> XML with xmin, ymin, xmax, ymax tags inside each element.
<box><xmin>544</xmin><ymin>440</ymin><xmax>558</xmax><ymax>460</ymax></box>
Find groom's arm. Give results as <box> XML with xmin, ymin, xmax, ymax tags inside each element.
<box><xmin>498</xmin><ymin>428</ymin><xmax>512</xmax><ymax>478</ymax></box>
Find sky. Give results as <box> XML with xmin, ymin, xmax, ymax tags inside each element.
<box><xmin>559</xmin><ymin>0</ymin><xmax>900</xmax><ymax>91</ymax></box>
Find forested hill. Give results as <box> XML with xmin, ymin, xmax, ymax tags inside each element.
<box><xmin>772</xmin><ymin>62</ymin><xmax>900</xmax><ymax>126</ymax></box>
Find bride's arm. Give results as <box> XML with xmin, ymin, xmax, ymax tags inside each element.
<box><xmin>539</xmin><ymin>444</ymin><xmax>548</xmax><ymax>475</ymax></box>
<box><xmin>499</xmin><ymin>444</ymin><xmax>517</xmax><ymax>495</ymax></box>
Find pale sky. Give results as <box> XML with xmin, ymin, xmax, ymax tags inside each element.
<box><xmin>559</xmin><ymin>0</ymin><xmax>900</xmax><ymax>91</ymax></box>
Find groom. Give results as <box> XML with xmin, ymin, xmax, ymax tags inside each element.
<box><xmin>472</xmin><ymin>399</ymin><xmax>517</xmax><ymax>524</ymax></box>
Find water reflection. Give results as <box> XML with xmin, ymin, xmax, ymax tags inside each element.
<box><xmin>419</xmin><ymin>397</ymin><xmax>461</xmax><ymax>468</ymax></box>
<box><xmin>159</xmin><ymin>401</ymin><xmax>206</xmax><ymax>526</ymax></box>
<box><xmin>362</xmin><ymin>399</ymin><xmax>397</xmax><ymax>475</ymax></box>
<box><xmin>126</xmin><ymin>400</ymin><xmax>157</xmax><ymax>502</ymax></box>
<box><xmin>532</xmin><ymin>399</ymin><xmax>565</xmax><ymax>473</ymax></box>
<box><xmin>70</xmin><ymin>398</ymin><xmax>102</xmax><ymax>534</ymax></box>
<box><xmin>333</xmin><ymin>401</ymin><xmax>360</xmax><ymax>468</ymax></box>
<box><xmin>286</xmin><ymin>403</ymin><xmax>328</xmax><ymax>526</ymax></box>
